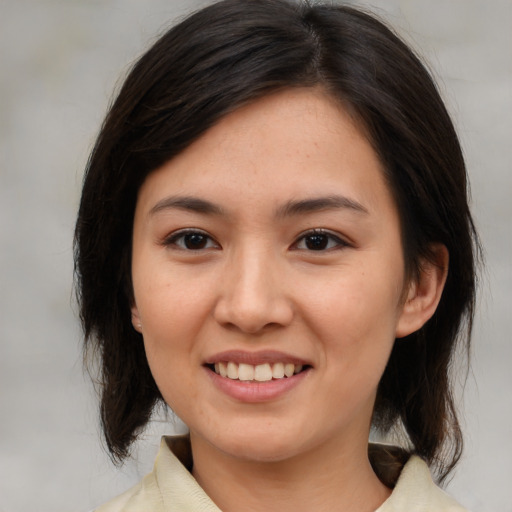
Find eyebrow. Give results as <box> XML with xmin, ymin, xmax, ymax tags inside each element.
<box><xmin>276</xmin><ymin>195</ymin><xmax>369</xmax><ymax>218</ymax></box>
<box><xmin>149</xmin><ymin>196</ymin><xmax>224</xmax><ymax>216</ymax></box>
<box><xmin>149</xmin><ymin>194</ymin><xmax>368</xmax><ymax>219</ymax></box>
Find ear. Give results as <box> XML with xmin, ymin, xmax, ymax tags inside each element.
<box><xmin>395</xmin><ymin>244</ymin><xmax>449</xmax><ymax>338</ymax></box>
<box><xmin>131</xmin><ymin>304</ymin><xmax>143</xmax><ymax>333</ymax></box>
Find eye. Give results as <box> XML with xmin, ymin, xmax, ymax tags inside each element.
<box><xmin>293</xmin><ymin>229</ymin><xmax>348</xmax><ymax>251</ymax></box>
<box><xmin>164</xmin><ymin>229</ymin><xmax>219</xmax><ymax>250</ymax></box>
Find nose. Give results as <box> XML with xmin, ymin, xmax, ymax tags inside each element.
<box><xmin>213</xmin><ymin>248</ymin><xmax>294</xmax><ymax>334</ymax></box>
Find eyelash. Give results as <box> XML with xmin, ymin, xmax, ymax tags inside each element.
<box><xmin>163</xmin><ymin>229</ymin><xmax>220</xmax><ymax>251</ymax></box>
<box><xmin>162</xmin><ymin>228</ymin><xmax>349</xmax><ymax>252</ymax></box>
<box><xmin>293</xmin><ymin>229</ymin><xmax>349</xmax><ymax>252</ymax></box>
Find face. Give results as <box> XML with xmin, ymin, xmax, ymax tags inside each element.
<box><xmin>131</xmin><ymin>88</ymin><xmax>413</xmax><ymax>463</ymax></box>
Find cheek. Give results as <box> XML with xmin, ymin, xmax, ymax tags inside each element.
<box><xmin>134</xmin><ymin>258</ymin><xmax>212</xmax><ymax>328</ymax></box>
<box><xmin>302</xmin><ymin>266</ymin><xmax>403</xmax><ymax>329</ymax></box>
<box><xmin>298</xmin><ymin>266</ymin><xmax>403</xmax><ymax>366</ymax></box>
<box><xmin>133</xmin><ymin>271</ymin><xmax>212</xmax><ymax>386</ymax></box>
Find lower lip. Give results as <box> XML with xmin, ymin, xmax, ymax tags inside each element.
<box><xmin>205</xmin><ymin>367</ymin><xmax>310</xmax><ymax>403</ymax></box>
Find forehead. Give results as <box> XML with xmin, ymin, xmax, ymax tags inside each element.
<box><xmin>136</xmin><ymin>88</ymin><xmax>395</xmax><ymax>219</ymax></box>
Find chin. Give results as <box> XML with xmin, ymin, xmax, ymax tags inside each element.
<box><xmin>208</xmin><ymin>426</ymin><xmax>309</xmax><ymax>463</ymax></box>
<box><xmin>225</xmin><ymin>442</ymin><xmax>300</xmax><ymax>463</ymax></box>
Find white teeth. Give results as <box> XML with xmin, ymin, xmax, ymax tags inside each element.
<box><xmin>213</xmin><ymin>361</ymin><xmax>305</xmax><ymax>381</ymax></box>
<box><xmin>238</xmin><ymin>363</ymin><xmax>254</xmax><ymax>381</ymax></box>
<box><xmin>272</xmin><ymin>362</ymin><xmax>285</xmax><ymax>379</ymax></box>
<box><xmin>284</xmin><ymin>363</ymin><xmax>295</xmax><ymax>378</ymax></box>
<box><xmin>254</xmin><ymin>363</ymin><xmax>272</xmax><ymax>382</ymax></box>
<box><xmin>227</xmin><ymin>361</ymin><xmax>238</xmax><ymax>379</ymax></box>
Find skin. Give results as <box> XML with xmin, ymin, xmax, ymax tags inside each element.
<box><xmin>131</xmin><ymin>88</ymin><xmax>447</xmax><ymax>512</ymax></box>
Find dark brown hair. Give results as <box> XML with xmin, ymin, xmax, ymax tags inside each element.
<box><xmin>74</xmin><ymin>0</ymin><xmax>480</xmax><ymax>482</ymax></box>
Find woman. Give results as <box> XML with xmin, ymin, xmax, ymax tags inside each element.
<box><xmin>74</xmin><ymin>1</ymin><xmax>479</xmax><ymax>510</ymax></box>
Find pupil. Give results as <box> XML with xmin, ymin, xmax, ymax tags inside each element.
<box><xmin>185</xmin><ymin>233</ymin><xmax>207</xmax><ymax>249</ymax></box>
<box><xmin>306</xmin><ymin>234</ymin><xmax>328</xmax><ymax>250</ymax></box>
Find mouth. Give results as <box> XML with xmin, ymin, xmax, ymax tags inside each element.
<box><xmin>204</xmin><ymin>351</ymin><xmax>311</xmax><ymax>401</ymax></box>
<box><xmin>206</xmin><ymin>361</ymin><xmax>309</xmax><ymax>382</ymax></box>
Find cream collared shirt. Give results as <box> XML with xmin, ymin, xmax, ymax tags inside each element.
<box><xmin>95</xmin><ymin>436</ymin><xmax>468</xmax><ymax>512</ymax></box>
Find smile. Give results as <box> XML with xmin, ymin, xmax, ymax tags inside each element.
<box><xmin>205</xmin><ymin>352</ymin><xmax>311</xmax><ymax>402</ymax></box>
<box><xmin>213</xmin><ymin>362</ymin><xmax>304</xmax><ymax>381</ymax></box>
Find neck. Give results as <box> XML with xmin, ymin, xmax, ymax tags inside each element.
<box><xmin>190</xmin><ymin>433</ymin><xmax>391</xmax><ymax>512</ymax></box>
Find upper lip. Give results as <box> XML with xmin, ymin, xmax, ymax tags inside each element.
<box><xmin>204</xmin><ymin>350</ymin><xmax>311</xmax><ymax>366</ymax></box>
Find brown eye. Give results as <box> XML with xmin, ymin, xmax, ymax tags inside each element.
<box><xmin>183</xmin><ymin>233</ymin><xmax>209</xmax><ymax>250</ymax></box>
<box><xmin>294</xmin><ymin>229</ymin><xmax>348</xmax><ymax>251</ymax></box>
<box><xmin>304</xmin><ymin>234</ymin><xmax>329</xmax><ymax>250</ymax></box>
<box><xmin>165</xmin><ymin>229</ymin><xmax>219</xmax><ymax>250</ymax></box>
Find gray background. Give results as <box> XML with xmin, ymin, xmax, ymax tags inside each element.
<box><xmin>1</xmin><ymin>0</ymin><xmax>510</xmax><ymax>511</ymax></box>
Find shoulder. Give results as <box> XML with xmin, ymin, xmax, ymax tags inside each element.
<box><xmin>92</xmin><ymin>436</ymin><xmax>220</xmax><ymax>512</ymax></box>
<box><xmin>375</xmin><ymin>454</ymin><xmax>469</xmax><ymax>512</ymax></box>
<box><xmin>94</xmin><ymin>471</ymin><xmax>164</xmax><ymax>512</ymax></box>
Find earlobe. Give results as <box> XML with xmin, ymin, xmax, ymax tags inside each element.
<box><xmin>131</xmin><ymin>306</ymin><xmax>143</xmax><ymax>333</ymax></box>
<box><xmin>395</xmin><ymin>244</ymin><xmax>449</xmax><ymax>338</ymax></box>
